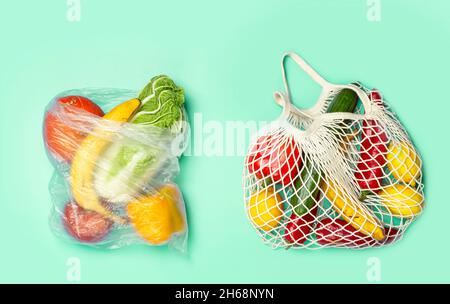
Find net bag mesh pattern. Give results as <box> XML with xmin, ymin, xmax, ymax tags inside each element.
<box><xmin>243</xmin><ymin>52</ymin><xmax>424</xmax><ymax>249</ymax></box>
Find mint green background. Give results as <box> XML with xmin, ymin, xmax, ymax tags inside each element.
<box><xmin>0</xmin><ymin>0</ymin><xmax>449</xmax><ymax>283</ymax></box>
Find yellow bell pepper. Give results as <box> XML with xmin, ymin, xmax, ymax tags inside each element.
<box><xmin>127</xmin><ymin>184</ymin><xmax>185</xmax><ymax>245</ymax></box>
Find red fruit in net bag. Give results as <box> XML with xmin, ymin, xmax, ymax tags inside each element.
<box><xmin>316</xmin><ymin>218</ymin><xmax>368</xmax><ymax>246</ymax></box>
<box><xmin>246</xmin><ymin>135</ymin><xmax>273</xmax><ymax>180</ymax></box>
<box><xmin>354</xmin><ymin>153</ymin><xmax>385</xmax><ymax>191</ymax></box>
<box><xmin>247</xmin><ymin>135</ymin><xmax>301</xmax><ymax>186</ymax></box>
<box><xmin>44</xmin><ymin>96</ymin><xmax>104</xmax><ymax>163</ymax></box>
<box><xmin>316</xmin><ymin>218</ymin><xmax>398</xmax><ymax>247</ymax></box>
<box><xmin>284</xmin><ymin>207</ymin><xmax>317</xmax><ymax>245</ymax></box>
<box><xmin>269</xmin><ymin>138</ymin><xmax>301</xmax><ymax>186</ymax></box>
<box><xmin>355</xmin><ymin>90</ymin><xmax>388</xmax><ymax>192</ymax></box>
<box><xmin>63</xmin><ymin>203</ymin><xmax>112</xmax><ymax>243</ymax></box>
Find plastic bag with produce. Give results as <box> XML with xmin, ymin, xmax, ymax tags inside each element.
<box><xmin>43</xmin><ymin>75</ymin><xmax>189</xmax><ymax>252</ymax></box>
<box><xmin>243</xmin><ymin>52</ymin><xmax>424</xmax><ymax>249</ymax></box>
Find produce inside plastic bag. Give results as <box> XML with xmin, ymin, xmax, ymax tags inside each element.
<box><xmin>43</xmin><ymin>76</ymin><xmax>189</xmax><ymax>251</ymax></box>
<box><xmin>95</xmin><ymin>76</ymin><xmax>186</xmax><ymax>203</ymax></box>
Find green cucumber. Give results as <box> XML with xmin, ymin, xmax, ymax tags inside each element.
<box><xmin>292</xmin><ymin>161</ymin><xmax>321</xmax><ymax>216</ymax></box>
<box><xmin>291</xmin><ymin>88</ymin><xmax>358</xmax><ymax>217</ymax></box>
<box><xmin>327</xmin><ymin>88</ymin><xmax>358</xmax><ymax>113</ymax></box>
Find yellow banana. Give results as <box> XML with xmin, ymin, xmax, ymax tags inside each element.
<box><xmin>379</xmin><ymin>184</ymin><xmax>424</xmax><ymax>218</ymax></box>
<box><xmin>70</xmin><ymin>98</ymin><xmax>141</xmax><ymax>223</ymax></box>
<box><xmin>387</xmin><ymin>142</ymin><xmax>421</xmax><ymax>186</ymax></box>
<box><xmin>325</xmin><ymin>179</ymin><xmax>385</xmax><ymax>241</ymax></box>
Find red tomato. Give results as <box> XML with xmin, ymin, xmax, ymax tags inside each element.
<box><xmin>44</xmin><ymin>96</ymin><xmax>104</xmax><ymax>163</ymax></box>
<box><xmin>63</xmin><ymin>203</ymin><xmax>112</xmax><ymax>243</ymax></box>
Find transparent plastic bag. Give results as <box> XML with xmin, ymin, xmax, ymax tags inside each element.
<box><xmin>243</xmin><ymin>52</ymin><xmax>424</xmax><ymax>249</ymax></box>
<box><xmin>43</xmin><ymin>76</ymin><xmax>189</xmax><ymax>251</ymax></box>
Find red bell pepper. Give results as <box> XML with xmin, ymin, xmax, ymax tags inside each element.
<box><xmin>316</xmin><ymin>218</ymin><xmax>399</xmax><ymax>247</ymax></box>
<box><xmin>247</xmin><ymin>135</ymin><xmax>272</xmax><ymax>180</ymax></box>
<box><xmin>284</xmin><ymin>206</ymin><xmax>317</xmax><ymax>245</ymax></box>
<box><xmin>355</xmin><ymin>90</ymin><xmax>388</xmax><ymax>192</ymax></box>
<box><xmin>247</xmin><ymin>134</ymin><xmax>301</xmax><ymax>186</ymax></box>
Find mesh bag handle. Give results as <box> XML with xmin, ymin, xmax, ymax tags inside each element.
<box><xmin>274</xmin><ymin>52</ymin><xmax>373</xmax><ymax>119</ymax></box>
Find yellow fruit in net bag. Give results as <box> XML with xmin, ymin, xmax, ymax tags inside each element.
<box><xmin>127</xmin><ymin>185</ymin><xmax>185</xmax><ymax>245</ymax></box>
<box><xmin>248</xmin><ymin>188</ymin><xmax>283</xmax><ymax>232</ymax></box>
<box><xmin>387</xmin><ymin>141</ymin><xmax>421</xmax><ymax>186</ymax></box>
<box><xmin>324</xmin><ymin>179</ymin><xmax>385</xmax><ymax>241</ymax></box>
<box><xmin>379</xmin><ymin>184</ymin><xmax>424</xmax><ymax>218</ymax></box>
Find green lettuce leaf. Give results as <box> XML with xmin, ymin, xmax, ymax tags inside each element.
<box><xmin>94</xmin><ymin>75</ymin><xmax>185</xmax><ymax>204</ymax></box>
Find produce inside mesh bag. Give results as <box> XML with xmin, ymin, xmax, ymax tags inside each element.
<box><xmin>243</xmin><ymin>52</ymin><xmax>424</xmax><ymax>249</ymax></box>
<box><xmin>43</xmin><ymin>76</ymin><xmax>189</xmax><ymax>251</ymax></box>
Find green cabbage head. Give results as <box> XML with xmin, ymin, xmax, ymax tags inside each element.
<box><xmin>94</xmin><ymin>75</ymin><xmax>185</xmax><ymax>203</ymax></box>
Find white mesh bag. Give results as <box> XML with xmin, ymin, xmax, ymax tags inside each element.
<box><xmin>243</xmin><ymin>52</ymin><xmax>424</xmax><ymax>249</ymax></box>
